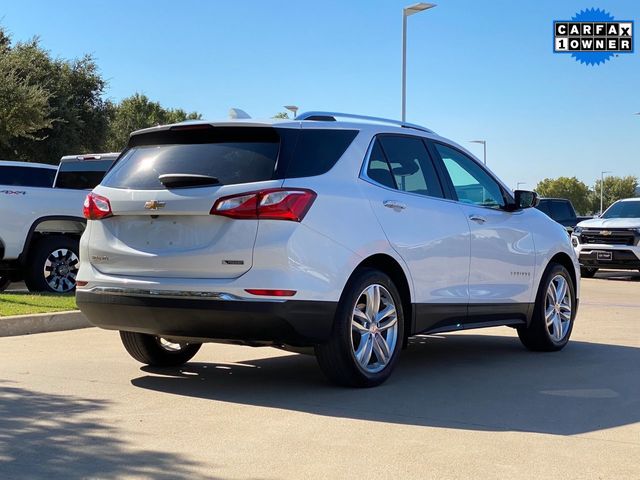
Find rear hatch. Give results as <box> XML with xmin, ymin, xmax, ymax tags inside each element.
<box><xmin>87</xmin><ymin>123</ymin><xmax>359</xmax><ymax>280</ymax></box>
<box><xmin>88</xmin><ymin>125</ymin><xmax>285</xmax><ymax>279</ymax></box>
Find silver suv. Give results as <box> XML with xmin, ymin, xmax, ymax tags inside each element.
<box><xmin>77</xmin><ymin>112</ymin><xmax>580</xmax><ymax>387</ymax></box>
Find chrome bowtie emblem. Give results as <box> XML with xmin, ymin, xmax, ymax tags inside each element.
<box><xmin>144</xmin><ymin>200</ymin><xmax>166</xmax><ymax>210</ymax></box>
<box><xmin>600</xmin><ymin>230</ymin><xmax>612</xmax><ymax>236</ymax></box>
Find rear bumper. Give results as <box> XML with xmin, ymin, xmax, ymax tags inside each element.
<box><xmin>76</xmin><ymin>289</ymin><xmax>337</xmax><ymax>346</ymax></box>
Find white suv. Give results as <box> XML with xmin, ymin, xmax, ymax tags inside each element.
<box><xmin>572</xmin><ymin>197</ymin><xmax>640</xmax><ymax>277</ymax></box>
<box><xmin>76</xmin><ymin>112</ymin><xmax>580</xmax><ymax>387</ymax></box>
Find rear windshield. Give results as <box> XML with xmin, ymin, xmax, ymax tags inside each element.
<box><xmin>55</xmin><ymin>160</ymin><xmax>115</xmax><ymax>190</ymax></box>
<box><xmin>0</xmin><ymin>166</ymin><xmax>55</xmax><ymax>187</ymax></box>
<box><xmin>101</xmin><ymin>126</ymin><xmax>358</xmax><ymax>190</ymax></box>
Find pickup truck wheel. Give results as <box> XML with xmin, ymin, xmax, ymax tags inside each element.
<box><xmin>119</xmin><ymin>331</ymin><xmax>202</xmax><ymax>367</ymax></box>
<box><xmin>0</xmin><ymin>275</ymin><xmax>10</xmax><ymax>292</ymax></box>
<box><xmin>314</xmin><ymin>268</ymin><xmax>404</xmax><ymax>387</ymax></box>
<box><xmin>518</xmin><ymin>263</ymin><xmax>576</xmax><ymax>352</ymax></box>
<box><xmin>580</xmin><ymin>267</ymin><xmax>598</xmax><ymax>278</ymax></box>
<box><xmin>24</xmin><ymin>235</ymin><xmax>80</xmax><ymax>293</ymax></box>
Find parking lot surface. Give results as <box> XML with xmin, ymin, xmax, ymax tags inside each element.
<box><xmin>1</xmin><ymin>272</ymin><xmax>638</xmax><ymax>479</ymax></box>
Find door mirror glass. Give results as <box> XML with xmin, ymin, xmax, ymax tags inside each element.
<box><xmin>514</xmin><ymin>190</ymin><xmax>539</xmax><ymax>209</ymax></box>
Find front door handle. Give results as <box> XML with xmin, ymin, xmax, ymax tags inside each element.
<box><xmin>469</xmin><ymin>214</ymin><xmax>487</xmax><ymax>224</ymax></box>
<box><xmin>383</xmin><ymin>200</ymin><xmax>407</xmax><ymax>211</ymax></box>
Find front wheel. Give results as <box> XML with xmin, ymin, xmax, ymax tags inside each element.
<box><xmin>315</xmin><ymin>269</ymin><xmax>404</xmax><ymax>387</ymax></box>
<box><xmin>518</xmin><ymin>263</ymin><xmax>576</xmax><ymax>352</ymax></box>
<box><xmin>119</xmin><ymin>331</ymin><xmax>202</xmax><ymax>367</ymax></box>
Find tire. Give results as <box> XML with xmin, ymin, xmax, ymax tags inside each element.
<box><xmin>24</xmin><ymin>235</ymin><xmax>80</xmax><ymax>293</ymax></box>
<box><xmin>580</xmin><ymin>266</ymin><xmax>598</xmax><ymax>278</ymax></box>
<box><xmin>518</xmin><ymin>263</ymin><xmax>576</xmax><ymax>352</ymax></box>
<box><xmin>314</xmin><ymin>268</ymin><xmax>404</xmax><ymax>387</ymax></box>
<box><xmin>0</xmin><ymin>275</ymin><xmax>10</xmax><ymax>292</ymax></box>
<box><xmin>119</xmin><ymin>331</ymin><xmax>202</xmax><ymax>367</ymax></box>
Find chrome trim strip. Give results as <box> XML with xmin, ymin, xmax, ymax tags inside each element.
<box><xmin>83</xmin><ymin>286</ymin><xmax>286</xmax><ymax>302</ymax></box>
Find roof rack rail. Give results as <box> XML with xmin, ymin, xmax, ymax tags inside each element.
<box><xmin>294</xmin><ymin>111</ymin><xmax>434</xmax><ymax>133</ymax></box>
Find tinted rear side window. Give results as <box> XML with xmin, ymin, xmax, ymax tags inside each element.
<box><xmin>366</xmin><ymin>140</ymin><xmax>396</xmax><ymax>189</ymax></box>
<box><xmin>55</xmin><ymin>160</ymin><xmax>115</xmax><ymax>190</ymax></box>
<box><xmin>0</xmin><ymin>166</ymin><xmax>55</xmax><ymax>187</ymax></box>
<box><xmin>103</xmin><ymin>128</ymin><xmax>280</xmax><ymax>190</ymax></box>
<box><xmin>285</xmin><ymin>129</ymin><xmax>358</xmax><ymax>178</ymax></box>
<box><xmin>378</xmin><ymin>136</ymin><xmax>443</xmax><ymax>198</ymax></box>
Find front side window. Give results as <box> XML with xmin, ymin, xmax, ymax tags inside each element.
<box><xmin>434</xmin><ymin>143</ymin><xmax>505</xmax><ymax>209</ymax></box>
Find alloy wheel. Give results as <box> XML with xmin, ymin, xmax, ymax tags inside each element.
<box><xmin>351</xmin><ymin>284</ymin><xmax>398</xmax><ymax>373</ymax></box>
<box><xmin>545</xmin><ymin>274</ymin><xmax>572</xmax><ymax>342</ymax></box>
<box><xmin>43</xmin><ymin>248</ymin><xmax>79</xmax><ymax>293</ymax></box>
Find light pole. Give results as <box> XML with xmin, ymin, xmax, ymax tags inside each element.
<box><xmin>284</xmin><ymin>105</ymin><xmax>299</xmax><ymax>119</ymax></box>
<box><xmin>469</xmin><ymin>140</ymin><xmax>487</xmax><ymax>165</ymax></box>
<box><xmin>402</xmin><ymin>3</ymin><xmax>436</xmax><ymax>122</ymax></box>
<box><xmin>600</xmin><ymin>170</ymin><xmax>612</xmax><ymax>215</ymax></box>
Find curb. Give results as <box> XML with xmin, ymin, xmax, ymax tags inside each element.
<box><xmin>0</xmin><ymin>310</ymin><xmax>92</xmax><ymax>337</ymax></box>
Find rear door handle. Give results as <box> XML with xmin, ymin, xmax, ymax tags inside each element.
<box><xmin>383</xmin><ymin>200</ymin><xmax>407</xmax><ymax>211</ymax></box>
<box><xmin>469</xmin><ymin>214</ymin><xmax>486</xmax><ymax>224</ymax></box>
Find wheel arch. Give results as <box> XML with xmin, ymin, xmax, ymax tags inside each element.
<box><xmin>548</xmin><ymin>252</ymin><xmax>578</xmax><ymax>294</ymax></box>
<box><xmin>350</xmin><ymin>253</ymin><xmax>414</xmax><ymax>341</ymax></box>
<box><xmin>19</xmin><ymin>215</ymin><xmax>85</xmax><ymax>263</ymax></box>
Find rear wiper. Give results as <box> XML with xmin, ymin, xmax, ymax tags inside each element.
<box><xmin>158</xmin><ymin>173</ymin><xmax>220</xmax><ymax>188</ymax></box>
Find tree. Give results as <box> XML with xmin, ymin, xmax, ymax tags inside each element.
<box><xmin>591</xmin><ymin>175</ymin><xmax>639</xmax><ymax>213</ymax></box>
<box><xmin>534</xmin><ymin>177</ymin><xmax>592</xmax><ymax>215</ymax></box>
<box><xmin>104</xmin><ymin>93</ymin><xmax>201</xmax><ymax>151</ymax></box>
<box><xmin>0</xmin><ymin>28</ymin><xmax>110</xmax><ymax>164</ymax></box>
<box><xmin>0</xmin><ymin>30</ymin><xmax>52</xmax><ymax>149</ymax></box>
<box><xmin>272</xmin><ymin>111</ymin><xmax>290</xmax><ymax>119</ymax></box>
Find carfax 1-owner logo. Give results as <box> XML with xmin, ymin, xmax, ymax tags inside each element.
<box><xmin>554</xmin><ymin>8</ymin><xmax>634</xmax><ymax>65</ymax></box>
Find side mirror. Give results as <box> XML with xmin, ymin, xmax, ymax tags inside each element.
<box><xmin>513</xmin><ymin>190</ymin><xmax>539</xmax><ymax>209</ymax></box>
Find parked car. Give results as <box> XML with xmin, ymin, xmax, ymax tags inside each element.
<box><xmin>0</xmin><ymin>154</ymin><xmax>118</xmax><ymax>293</ymax></box>
<box><xmin>571</xmin><ymin>197</ymin><xmax>640</xmax><ymax>277</ymax></box>
<box><xmin>76</xmin><ymin>112</ymin><xmax>580</xmax><ymax>387</ymax></box>
<box><xmin>536</xmin><ymin>198</ymin><xmax>592</xmax><ymax>233</ymax></box>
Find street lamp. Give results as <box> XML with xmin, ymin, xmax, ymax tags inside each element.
<box><xmin>402</xmin><ymin>3</ymin><xmax>436</xmax><ymax>122</ymax></box>
<box><xmin>600</xmin><ymin>170</ymin><xmax>612</xmax><ymax>215</ymax></box>
<box><xmin>284</xmin><ymin>105</ymin><xmax>299</xmax><ymax>119</ymax></box>
<box><xmin>469</xmin><ymin>140</ymin><xmax>487</xmax><ymax>165</ymax></box>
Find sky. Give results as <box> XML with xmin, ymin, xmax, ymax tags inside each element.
<box><xmin>2</xmin><ymin>0</ymin><xmax>639</xmax><ymax>189</ymax></box>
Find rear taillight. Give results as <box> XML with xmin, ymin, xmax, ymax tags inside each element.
<box><xmin>83</xmin><ymin>193</ymin><xmax>112</xmax><ymax>220</ymax></box>
<box><xmin>211</xmin><ymin>188</ymin><xmax>316</xmax><ymax>222</ymax></box>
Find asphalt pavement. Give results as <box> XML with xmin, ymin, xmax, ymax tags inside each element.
<box><xmin>0</xmin><ymin>272</ymin><xmax>638</xmax><ymax>479</ymax></box>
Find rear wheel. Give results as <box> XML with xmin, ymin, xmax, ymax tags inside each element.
<box><xmin>24</xmin><ymin>235</ymin><xmax>79</xmax><ymax>293</ymax></box>
<box><xmin>518</xmin><ymin>263</ymin><xmax>576</xmax><ymax>351</ymax></box>
<box><xmin>0</xmin><ymin>275</ymin><xmax>10</xmax><ymax>292</ymax></box>
<box><xmin>119</xmin><ymin>331</ymin><xmax>202</xmax><ymax>367</ymax></box>
<box><xmin>580</xmin><ymin>266</ymin><xmax>598</xmax><ymax>278</ymax></box>
<box><xmin>315</xmin><ymin>269</ymin><xmax>404</xmax><ymax>387</ymax></box>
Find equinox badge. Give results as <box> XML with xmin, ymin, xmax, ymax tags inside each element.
<box><xmin>144</xmin><ymin>200</ymin><xmax>166</xmax><ymax>210</ymax></box>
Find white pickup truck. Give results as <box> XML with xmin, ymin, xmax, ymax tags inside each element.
<box><xmin>571</xmin><ymin>197</ymin><xmax>640</xmax><ymax>277</ymax></box>
<box><xmin>0</xmin><ymin>154</ymin><xmax>118</xmax><ymax>292</ymax></box>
